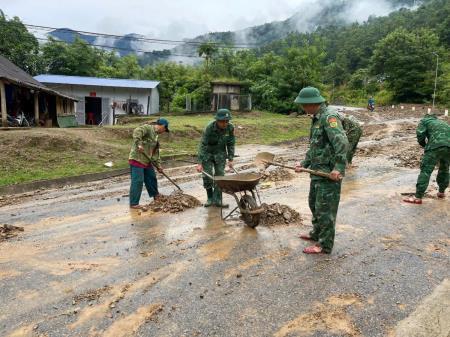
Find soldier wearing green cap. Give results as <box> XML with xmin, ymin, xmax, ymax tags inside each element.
<box><xmin>197</xmin><ymin>109</ymin><xmax>236</xmax><ymax>207</ymax></box>
<box><xmin>294</xmin><ymin>87</ymin><xmax>349</xmax><ymax>254</ymax></box>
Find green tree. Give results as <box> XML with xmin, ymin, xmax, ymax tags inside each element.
<box><xmin>371</xmin><ymin>28</ymin><xmax>441</xmax><ymax>102</ymax></box>
<box><xmin>143</xmin><ymin>62</ymin><xmax>191</xmax><ymax>113</ymax></box>
<box><xmin>438</xmin><ymin>55</ymin><xmax>450</xmax><ymax>105</ymax></box>
<box><xmin>41</xmin><ymin>37</ymin><xmax>107</xmax><ymax>76</ymax></box>
<box><xmin>98</xmin><ymin>54</ymin><xmax>142</xmax><ymax>79</ymax></box>
<box><xmin>198</xmin><ymin>41</ymin><xmax>218</xmax><ymax>71</ymax></box>
<box><xmin>0</xmin><ymin>11</ymin><xmax>40</xmax><ymax>74</ymax></box>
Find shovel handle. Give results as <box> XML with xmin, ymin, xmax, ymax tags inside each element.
<box><xmin>160</xmin><ymin>171</ymin><xmax>183</xmax><ymax>191</ymax></box>
<box><xmin>264</xmin><ymin>161</ymin><xmax>334</xmax><ymax>180</ymax></box>
<box><xmin>142</xmin><ymin>152</ymin><xmax>183</xmax><ymax>191</ymax></box>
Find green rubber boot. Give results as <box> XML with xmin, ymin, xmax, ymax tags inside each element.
<box><xmin>213</xmin><ymin>187</ymin><xmax>229</xmax><ymax>208</ymax></box>
<box><xmin>204</xmin><ymin>188</ymin><xmax>214</xmax><ymax>207</ymax></box>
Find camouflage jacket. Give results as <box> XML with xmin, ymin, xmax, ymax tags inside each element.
<box><xmin>417</xmin><ymin>115</ymin><xmax>450</xmax><ymax>151</ymax></box>
<box><xmin>198</xmin><ymin>121</ymin><xmax>235</xmax><ymax>163</ymax></box>
<box><xmin>128</xmin><ymin>124</ymin><xmax>161</xmax><ymax>167</ymax></box>
<box><xmin>301</xmin><ymin>104</ymin><xmax>349</xmax><ymax>178</ymax></box>
<box><xmin>336</xmin><ymin>112</ymin><xmax>363</xmax><ymax>136</ymax></box>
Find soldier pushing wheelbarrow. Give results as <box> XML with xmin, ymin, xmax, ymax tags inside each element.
<box><xmin>196</xmin><ymin>109</ymin><xmax>236</xmax><ymax>208</ymax></box>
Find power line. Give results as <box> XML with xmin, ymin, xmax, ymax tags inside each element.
<box><xmin>36</xmin><ymin>37</ymin><xmax>201</xmax><ymax>58</ymax></box>
<box><xmin>29</xmin><ymin>26</ymin><xmax>191</xmax><ymax>48</ymax></box>
<box><xmin>25</xmin><ymin>23</ymin><xmax>258</xmax><ymax>49</ymax></box>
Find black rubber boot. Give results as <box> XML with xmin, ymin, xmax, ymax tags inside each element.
<box><xmin>213</xmin><ymin>187</ymin><xmax>229</xmax><ymax>208</ymax></box>
<box><xmin>204</xmin><ymin>188</ymin><xmax>214</xmax><ymax>207</ymax></box>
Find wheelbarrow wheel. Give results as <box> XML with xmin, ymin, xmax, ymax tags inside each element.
<box><xmin>239</xmin><ymin>195</ymin><xmax>260</xmax><ymax>228</ymax></box>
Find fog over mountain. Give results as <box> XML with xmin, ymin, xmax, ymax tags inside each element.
<box><xmin>45</xmin><ymin>0</ymin><xmax>420</xmax><ymax>64</ymax></box>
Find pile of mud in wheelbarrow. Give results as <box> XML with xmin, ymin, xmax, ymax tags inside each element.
<box><xmin>201</xmin><ymin>173</ymin><xmax>298</xmax><ymax>227</ymax></box>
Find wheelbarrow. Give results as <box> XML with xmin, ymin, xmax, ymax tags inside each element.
<box><xmin>202</xmin><ymin>171</ymin><xmax>264</xmax><ymax>228</ymax></box>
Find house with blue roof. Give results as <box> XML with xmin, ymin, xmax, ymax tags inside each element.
<box><xmin>34</xmin><ymin>74</ymin><xmax>160</xmax><ymax>126</ymax></box>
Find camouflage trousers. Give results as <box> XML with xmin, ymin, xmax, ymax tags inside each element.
<box><xmin>415</xmin><ymin>146</ymin><xmax>450</xmax><ymax>198</ymax></box>
<box><xmin>347</xmin><ymin>130</ymin><xmax>363</xmax><ymax>164</ymax></box>
<box><xmin>308</xmin><ymin>179</ymin><xmax>342</xmax><ymax>253</ymax></box>
<box><xmin>202</xmin><ymin>157</ymin><xmax>226</xmax><ymax>190</ymax></box>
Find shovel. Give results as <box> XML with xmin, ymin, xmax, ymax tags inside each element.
<box><xmin>255</xmin><ymin>152</ymin><xmax>335</xmax><ymax>180</ymax></box>
<box><xmin>141</xmin><ymin>152</ymin><xmax>183</xmax><ymax>192</ymax></box>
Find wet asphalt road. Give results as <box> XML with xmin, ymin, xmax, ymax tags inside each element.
<box><xmin>0</xmin><ymin>143</ymin><xmax>449</xmax><ymax>337</ymax></box>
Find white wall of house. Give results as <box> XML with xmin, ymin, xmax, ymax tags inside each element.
<box><xmin>42</xmin><ymin>83</ymin><xmax>159</xmax><ymax>125</ymax></box>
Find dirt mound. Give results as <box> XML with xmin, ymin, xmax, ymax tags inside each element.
<box><xmin>357</xmin><ymin>146</ymin><xmax>383</xmax><ymax>157</ymax></box>
<box><xmin>261</xmin><ymin>168</ymin><xmax>295</xmax><ymax>182</ymax></box>
<box><xmin>73</xmin><ymin>286</ymin><xmax>112</xmax><ymax>304</ymax></box>
<box><xmin>104</xmin><ymin>127</ymin><xmax>134</xmax><ymax>139</ymax></box>
<box><xmin>358</xmin><ymin>141</ymin><xmax>423</xmax><ymax>168</ymax></box>
<box><xmin>23</xmin><ymin>133</ymin><xmax>88</xmax><ymax>151</ymax></box>
<box><xmin>260</xmin><ymin>203</ymin><xmax>302</xmax><ymax>226</ymax></box>
<box><xmin>389</xmin><ymin>144</ymin><xmax>423</xmax><ymax>168</ymax></box>
<box><xmin>363</xmin><ymin>124</ymin><xmax>388</xmax><ymax>139</ymax></box>
<box><xmin>146</xmin><ymin>191</ymin><xmax>201</xmax><ymax>213</ymax></box>
<box><xmin>0</xmin><ymin>224</ymin><xmax>24</xmax><ymax>242</ymax></box>
<box><xmin>116</xmin><ymin>116</ymin><xmax>149</xmax><ymax>125</ymax></box>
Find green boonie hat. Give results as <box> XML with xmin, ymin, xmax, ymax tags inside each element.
<box><xmin>215</xmin><ymin>109</ymin><xmax>232</xmax><ymax>121</ymax></box>
<box><xmin>294</xmin><ymin>86</ymin><xmax>326</xmax><ymax>104</ymax></box>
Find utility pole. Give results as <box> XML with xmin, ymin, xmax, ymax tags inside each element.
<box><xmin>432</xmin><ymin>52</ymin><xmax>439</xmax><ymax>110</ymax></box>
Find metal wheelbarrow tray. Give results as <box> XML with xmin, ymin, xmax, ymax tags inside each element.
<box><xmin>214</xmin><ymin>173</ymin><xmax>264</xmax><ymax>228</ymax></box>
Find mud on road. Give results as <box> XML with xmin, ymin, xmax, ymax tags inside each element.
<box><xmin>0</xmin><ymin>108</ymin><xmax>449</xmax><ymax>337</ymax></box>
<box><xmin>144</xmin><ymin>192</ymin><xmax>201</xmax><ymax>214</ymax></box>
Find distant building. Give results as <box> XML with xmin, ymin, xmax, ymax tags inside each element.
<box><xmin>35</xmin><ymin>75</ymin><xmax>160</xmax><ymax>126</ymax></box>
<box><xmin>210</xmin><ymin>80</ymin><xmax>251</xmax><ymax>112</ymax></box>
<box><xmin>0</xmin><ymin>55</ymin><xmax>76</xmax><ymax>128</ymax></box>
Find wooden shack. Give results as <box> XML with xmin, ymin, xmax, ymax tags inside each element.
<box><xmin>211</xmin><ymin>80</ymin><xmax>252</xmax><ymax>112</ymax></box>
<box><xmin>0</xmin><ymin>55</ymin><xmax>76</xmax><ymax>127</ymax></box>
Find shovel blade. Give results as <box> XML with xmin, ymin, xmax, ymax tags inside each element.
<box><xmin>255</xmin><ymin>152</ymin><xmax>276</xmax><ymax>169</ymax></box>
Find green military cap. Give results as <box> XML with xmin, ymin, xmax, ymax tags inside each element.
<box><xmin>215</xmin><ymin>109</ymin><xmax>232</xmax><ymax>121</ymax></box>
<box><xmin>294</xmin><ymin>86</ymin><xmax>326</xmax><ymax>104</ymax></box>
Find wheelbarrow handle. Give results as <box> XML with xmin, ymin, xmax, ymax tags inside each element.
<box><xmin>264</xmin><ymin>161</ymin><xmax>334</xmax><ymax>180</ymax></box>
<box><xmin>141</xmin><ymin>152</ymin><xmax>183</xmax><ymax>191</ymax></box>
<box><xmin>201</xmin><ymin>170</ymin><xmax>214</xmax><ymax>180</ymax></box>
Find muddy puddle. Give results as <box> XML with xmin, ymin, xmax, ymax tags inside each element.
<box><xmin>275</xmin><ymin>293</ymin><xmax>364</xmax><ymax>337</ymax></box>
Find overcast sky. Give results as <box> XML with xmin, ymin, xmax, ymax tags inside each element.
<box><xmin>0</xmin><ymin>0</ymin><xmax>402</xmax><ymax>49</ymax></box>
<box><xmin>0</xmin><ymin>0</ymin><xmax>305</xmax><ymax>40</ymax></box>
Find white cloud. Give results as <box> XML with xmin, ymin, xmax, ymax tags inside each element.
<box><xmin>0</xmin><ymin>0</ymin><xmax>301</xmax><ymax>38</ymax></box>
<box><xmin>340</xmin><ymin>0</ymin><xmax>394</xmax><ymax>23</ymax></box>
<box><xmin>0</xmin><ymin>0</ymin><xmax>403</xmax><ymax>48</ymax></box>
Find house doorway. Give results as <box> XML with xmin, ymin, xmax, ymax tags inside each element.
<box><xmin>85</xmin><ymin>97</ymin><xmax>102</xmax><ymax>125</ymax></box>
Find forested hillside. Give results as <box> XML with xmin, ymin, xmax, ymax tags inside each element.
<box><xmin>1</xmin><ymin>0</ymin><xmax>448</xmax><ymax>113</ymax></box>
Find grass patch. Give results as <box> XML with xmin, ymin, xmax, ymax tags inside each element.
<box><xmin>0</xmin><ymin>111</ymin><xmax>309</xmax><ymax>187</ymax></box>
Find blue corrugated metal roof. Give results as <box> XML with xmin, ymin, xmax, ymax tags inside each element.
<box><xmin>34</xmin><ymin>74</ymin><xmax>160</xmax><ymax>89</ymax></box>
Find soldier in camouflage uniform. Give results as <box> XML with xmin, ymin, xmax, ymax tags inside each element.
<box><xmin>294</xmin><ymin>87</ymin><xmax>349</xmax><ymax>254</ymax></box>
<box><xmin>336</xmin><ymin>112</ymin><xmax>363</xmax><ymax>165</ymax></box>
<box><xmin>404</xmin><ymin>114</ymin><xmax>450</xmax><ymax>204</ymax></box>
<box><xmin>128</xmin><ymin>118</ymin><xmax>169</xmax><ymax>209</ymax></box>
<box><xmin>197</xmin><ymin>109</ymin><xmax>236</xmax><ymax>208</ymax></box>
